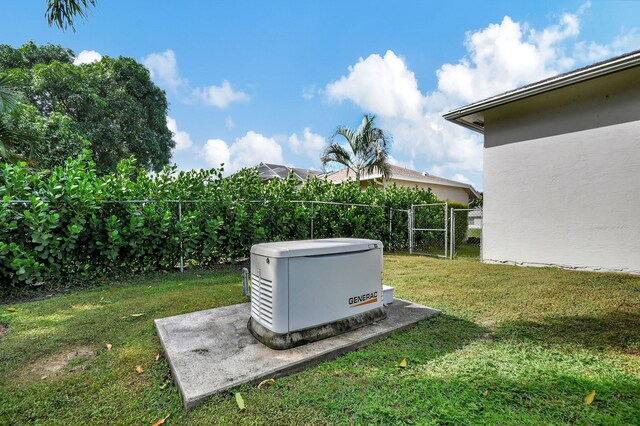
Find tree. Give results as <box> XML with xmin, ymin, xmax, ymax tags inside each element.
<box><xmin>470</xmin><ymin>192</ymin><xmax>483</xmax><ymax>208</ymax></box>
<box><xmin>46</xmin><ymin>0</ymin><xmax>97</xmax><ymax>31</ymax></box>
<box><xmin>0</xmin><ymin>41</ymin><xmax>73</xmax><ymax>70</ymax></box>
<box><xmin>0</xmin><ymin>42</ymin><xmax>174</xmax><ymax>173</ymax></box>
<box><xmin>321</xmin><ymin>114</ymin><xmax>392</xmax><ymax>182</ymax></box>
<box><xmin>0</xmin><ymin>73</ymin><xmax>40</xmax><ymax>163</ymax></box>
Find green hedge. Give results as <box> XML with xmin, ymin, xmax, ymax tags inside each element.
<box><xmin>0</xmin><ymin>151</ymin><xmax>438</xmax><ymax>291</ymax></box>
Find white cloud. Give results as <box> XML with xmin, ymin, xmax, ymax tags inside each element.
<box><xmin>436</xmin><ymin>14</ymin><xmax>579</xmax><ymax>104</ymax></box>
<box><xmin>450</xmin><ymin>173</ymin><xmax>473</xmax><ymax>185</ymax></box>
<box><xmin>325</xmin><ymin>50</ymin><xmax>484</xmax><ymax>178</ymax></box>
<box><xmin>143</xmin><ymin>50</ymin><xmax>250</xmax><ymax>108</ymax></box>
<box><xmin>203</xmin><ymin>131</ymin><xmax>283</xmax><ymax>173</ymax></box>
<box><xmin>166</xmin><ymin>116</ymin><xmax>193</xmax><ymax>152</ymax></box>
<box><xmin>202</xmin><ymin>138</ymin><xmax>231</xmax><ymax>169</ymax></box>
<box><xmin>326</xmin><ymin>51</ymin><xmax>424</xmax><ymax>120</ymax></box>
<box><xmin>288</xmin><ymin>128</ymin><xmax>326</xmax><ymax>161</ymax></box>
<box><xmin>193</xmin><ymin>80</ymin><xmax>250</xmax><ymax>108</ymax></box>
<box><xmin>574</xmin><ymin>28</ymin><xmax>640</xmax><ymax>63</ymax></box>
<box><xmin>73</xmin><ymin>50</ymin><xmax>102</xmax><ymax>65</ymax></box>
<box><xmin>225</xmin><ymin>116</ymin><xmax>235</xmax><ymax>129</ymax></box>
<box><xmin>302</xmin><ymin>84</ymin><xmax>318</xmax><ymax>100</ymax></box>
<box><xmin>142</xmin><ymin>50</ymin><xmax>186</xmax><ymax>93</ymax></box>
<box><xmin>323</xmin><ymin>4</ymin><xmax>636</xmax><ymax>188</ymax></box>
<box><xmin>388</xmin><ymin>155</ymin><xmax>415</xmax><ymax>171</ymax></box>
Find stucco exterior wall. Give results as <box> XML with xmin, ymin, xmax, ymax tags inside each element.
<box><xmin>380</xmin><ymin>179</ymin><xmax>471</xmax><ymax>204</ymax></box>
<box><xmin>483</xmin><ymin>67</ymin><xmax>640</xmax><ymax>273</ymax></box>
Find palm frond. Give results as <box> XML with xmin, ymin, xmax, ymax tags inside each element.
<box><xmin>332</xmin><ymin>126</ymin><xmax>359</xmax><ymax>154</ymax></box>
<box><xmin>321</xmin><ymin>143</ymin><xmax>353</xmax><ymax>168</ymax></box>
<box><xmin>46</xmin><ymin>0</ymin><xmax>97</xmax><ymax>31</ymax></box>
<box><xmin>0</xmin><ymin>114</ymin><xmax>40</xmax><ymax>165</ymax></box>
<box><xmin>0</xmin><ymin>74</ymin><xmax>21</xmax><ymax>114</ymax></box>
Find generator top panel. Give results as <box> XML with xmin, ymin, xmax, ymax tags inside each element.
<box><xmin>251</xmin><ymin>237</ymin><xmax>381</xmax><ymax>258</ymax></box>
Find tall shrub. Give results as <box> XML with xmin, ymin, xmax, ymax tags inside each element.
<box><xmin>0</xmin><ymin>153</ymin><xmax>438</xmax><ymax>291</ymax></box>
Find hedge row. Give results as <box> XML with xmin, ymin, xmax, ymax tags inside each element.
<box><xmin>0</xmin><ymin>151</ymin><xmax>459</xmax><ymax>291</ymax></box>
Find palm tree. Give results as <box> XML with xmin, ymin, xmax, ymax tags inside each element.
<box><xmin>46</xmin><ymin>0</ymin><xmax>97</xmax><ymax>31</ymax></box>
<box><xmin>0</xmin><ymin>74</ymin><xmax>38</xmax><ymax>163</ymax></box>
<box><xmin>321</xmin><ymin>114</ymin><xmax>392</xmax><ymax>182</ymax></box>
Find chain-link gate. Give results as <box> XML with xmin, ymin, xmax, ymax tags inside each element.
<box><xmin>449</xmin><ymin>208</ymin><xmax>482</xmax><ymax>260</ymax></box>
<box><xmin>409</xmin><ymin>203</ymin><xmax>448</xmax><ymax>258</ymax></box>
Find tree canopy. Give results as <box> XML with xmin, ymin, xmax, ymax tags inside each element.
<box><xmin>0</xmin><ymin>42</ymin><xmax>174</xmax><ymax>173</ymax></box>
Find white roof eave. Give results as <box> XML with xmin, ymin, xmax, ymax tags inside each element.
<box><xmin>443</xmin><ymin>50</ymin><xmax>640</xmax><ymax>134</ymax></box>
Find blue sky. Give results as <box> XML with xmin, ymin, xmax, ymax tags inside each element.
<box><xmin>2</xmin><ymin>1</ymin><xmax>640</xmax><ymax>190</ymax></box>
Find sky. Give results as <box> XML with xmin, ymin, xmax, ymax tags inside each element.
<box><xmin>2</xmin><ymin>1</ymin><xmax>640</xmax><ymax>190</ymax></box>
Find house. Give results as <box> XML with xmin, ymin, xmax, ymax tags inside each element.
<box><xmin>324</xmin><ymin>165</ymin><xmax>480</xmax><ymax>205</ymax></box>
<box><xmin>256</xmin><ymin>163</ymin><xmax>322</xmax><ymax>185</ymax></box>
<box><xmin>444</xmin><ymin>50</ymin><xmax>640</xmax><ymax>274</ymax></box>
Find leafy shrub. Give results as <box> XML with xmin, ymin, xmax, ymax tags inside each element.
<box><xmin>0</xmin><ymin>151</ymin><xmax>439</xmax><ymax>291</ymax></box>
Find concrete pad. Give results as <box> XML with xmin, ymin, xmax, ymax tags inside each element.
<box><xmin>155</xmin><ymin>299</ymin><xmax>439</xmax><ymax>411</ymax></box>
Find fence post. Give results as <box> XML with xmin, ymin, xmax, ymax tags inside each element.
<box><xmin>444</xmin><ymin>202</ymin><xmax>448</xmax><ymax>259</ymax></box>
<box><xmin>178</xmin><ymin>200</ymin><xmax>184</xmax><ymax>273</ymax></box>
<box><xmin>408</xmin><ymin>207</ymin><xmax>413</xmax><ymax>255</ymax></box>
<box><xmin>450</xmin><ymin>208</ymin><xmax>455</xmax><ymax>259</ymax></box>
<box><xmin>310</xmin><ymin>202</ymin><xmax>314</xmax><ymax>239</ymax></box>
<box><xmin>388</xmin><ymin>208</ymin><xmax>392</xmax><ymax>250</ymax></box>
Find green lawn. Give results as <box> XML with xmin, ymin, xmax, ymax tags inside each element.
<box><xmin>1</xmin><ymin>255</ymin><xmax>639</xmax><ymax>425</ymax></box>
<box><xmin>453</xmin><ymin>242</ymin><xmax>480</xmax><ymax>259</ymax></box>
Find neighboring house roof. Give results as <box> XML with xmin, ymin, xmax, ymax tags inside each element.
<box><xmin>324</xmin><ymin>165</ymin><xmax>480</xmax><ymax>200</ymax></box>
<box><xmin>257</xmin><ymin>163</ymin><xmax>322</xmax><ymax>183</ymax></box>
<box><xmin>443</xmin><ymin>49</ymin><xmax>640</xmax><ymax>133</ymax></box>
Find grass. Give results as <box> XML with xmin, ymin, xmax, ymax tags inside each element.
<box><xmin>1</xmin><ymin>255</ymin><xmax>639</xmax><ymax>425</ymax></box>
<box><xmin>454</xmin><ymin>242</ymin><xmax>480</xmax><ymax>259</ymax></box>
<box><xmin>467</xmin><ymin>228</ymin><xmax>481</xmax><ymax>238</ymax></box>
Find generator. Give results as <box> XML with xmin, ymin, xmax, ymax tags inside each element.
<box><xmin>247</xmin><ymin>238</ymin><xmax>386</xmax><ymax>349</ymax></box>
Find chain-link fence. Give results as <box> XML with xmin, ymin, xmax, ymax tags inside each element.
<box><xmin>3</xmin><ymin>198</ymin><xmax>413</xmax><ymax>275</ymax></box>
<box><xmin>409</xmin><ymin>203</ymin><xmax>448</xmax><ymax>258</ymax></box>
<box><xmin>449</xmin><ymin>208</ymin><xmax>482</xmax><ymax>260</ymax></box>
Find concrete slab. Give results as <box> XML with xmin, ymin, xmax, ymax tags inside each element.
<box><xmin>155</xmin><ymin>299</ymin><xmax>439</xmax><ymax>411</ymax></box>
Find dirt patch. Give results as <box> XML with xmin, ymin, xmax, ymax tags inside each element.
<box><xmin>37</xmin><ymin>346</ymin><xmax>95</xmax><ymax>375</ymax></box>
<box><xmin>0</xmin><ymin>324</ymin><xmax>7</xmax><ymax>338</ymax></box>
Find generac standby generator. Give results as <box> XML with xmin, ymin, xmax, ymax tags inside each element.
<box><xmin>247</xmin><ymin>238</ymin><xmax>386</xmax><ymax>349</ymax></box>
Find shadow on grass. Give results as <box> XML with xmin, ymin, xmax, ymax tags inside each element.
<box><xmin>495</xmin><ymin>310</ymin><xmax>640</xmax><ymax>354</ymax></box>
<box><xmin>337</xmin><ymin>368</ymin><xmax>640</xmax><ymax>425</ymax></box>
<box><xmin>260</xmin><ymin>315</ymin><xmax>640</xmax><ymax>425</ymax></box>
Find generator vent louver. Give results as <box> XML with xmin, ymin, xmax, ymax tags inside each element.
<box><xmin>250</xmin><ymin>274</ymin><xmax>273</xmax><ymax>325</ymax></box>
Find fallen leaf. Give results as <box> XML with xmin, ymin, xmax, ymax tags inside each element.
<box><xmin>584</xmin><ymin>389</ymin><xmax>596</xmax><ymax>405</ymax></box>
<box><xmin>151</xmin><ymin>414</ymin><xmax>170</xmax><ymax>426</ymax></box>
<box><xmin>155</xmin><ymin>353</ymin><xmax>161</xmax><ymax>362</ymax></box>
<box><xmin>482</xmin><ymin>389</ymin><xmax>489</xmax><ymax>397</ymax></box>
<box><xmin>397</xmin><ymin>358</ymin><xmax>407</xmax><ymax>368</ymax></box>
<box><xmin>235</xmin><ymin>392</ymin><xmax>245</xmax><ymax>410</ymax></box>
<box><xmin>6</xmin><ymin>308</ymin><xmax>18</xmax><ymax>312</ymax></box>
<box><xmin>136</xmin><ymin>365</ymin><xmax>144</xmax><ymax>374</ymax></box>
<box><xmin>130</xmin><ymin>313</ymin><xmax>144</xmax><ymax>317</ymax></box>
<box><xmin>148</xmin><ymin>286</ymin><xmax>152</xmax><ymax>289</ymax></box>
<box><xmin>106</xmin><ymin>343</ymin><xmax>112</xmax><ymax>350</ymax></box>
<box><xmin>258</xmin><ymin>379</ymin><xmax>276</xmax><ymax>389</ymax></box>
<box><xmin>41</xmin><ymin>375</ymin><xmax>48</xmax><ymax>380</ymax></box>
